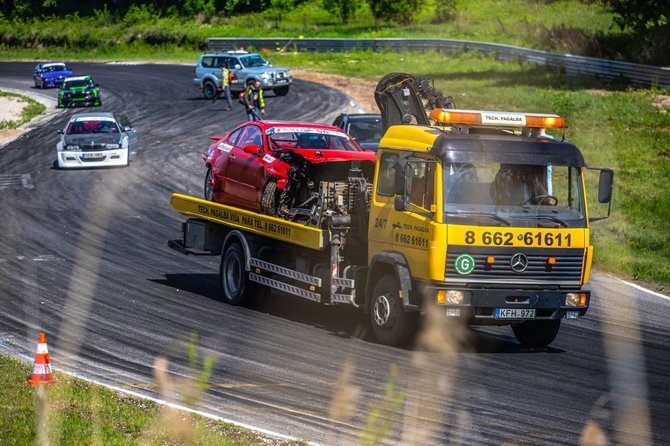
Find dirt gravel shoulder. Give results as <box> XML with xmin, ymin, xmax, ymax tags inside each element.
<box><xmin>0</xmin><ymin>88</ymin><xmax>59</xmax><ymax>148</ymax></box>
<box><xmin>291</xmin><ymin>69</ymin><xmax>378</xmax><ymax>113</ymax></box>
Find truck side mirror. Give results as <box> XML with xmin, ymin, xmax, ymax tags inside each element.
<box><xmin>588</xmin><ymin>167</ymin><xmax>614</xmax><ymax>222</ymax></box>
<box><xmin>598</xmin><ymin>169</ymin><xmax>614</xmax><ymax>204</ymax></box>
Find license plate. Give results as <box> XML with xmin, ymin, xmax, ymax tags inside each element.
<box><xmin>495</xmin><ymin>308</ymin><xmax>536</xmax><ymax>319</ymax></box>
<box><xmin>82</xmin><ymin>153</ymin><xmax>104</xmax><ymax>160</ymax></box>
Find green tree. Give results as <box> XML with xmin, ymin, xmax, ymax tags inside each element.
<box><xmin>183</xmin><ymin>0</ymin><xmax>217</xmax><ymax>18</ymax></box>
<box><xmin>602</xmin><ymin>0</ymin><xmax>669</xmax><ymax>65</ymax></box>
<box><xmin>433</xmin><ymin>0</ymin><xmax>456</xmax><ymax>24</ymax></box>
<box><xmin>323</xmin><ymin>0</ymin><xmax>359</xmax><ymax>24</ymax></box>
<box><xmin>366</xmin><ymin>0</ymin><xmax>421</xmax><ymax>26</ymax></box>
<box><xmin>267</xmin><ymin>0</ymin><xmax>294</xmax><ymax>27</ymax></box>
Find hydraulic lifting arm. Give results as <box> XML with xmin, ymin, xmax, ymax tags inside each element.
<box><xmin>374</xmin><ymin>72</ymin><xmax>456</xmax><ymax>132</ymax></box>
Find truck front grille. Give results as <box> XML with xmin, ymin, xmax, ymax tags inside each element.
<box><xmin>445</xmin><ymin>246</ymin><xmax>584</xmax><ymax>285</ymax></box>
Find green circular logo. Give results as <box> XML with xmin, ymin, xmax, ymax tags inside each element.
<box><xmin>455</xmin><ymin>254</ymin><xmax>475</xmax><ymax>275</ymax></box>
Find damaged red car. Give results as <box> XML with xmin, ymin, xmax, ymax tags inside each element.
<box><xmin>203</xmin><ymin>121</ymin><xmax>377</xmax><ymax>220</ymax></box>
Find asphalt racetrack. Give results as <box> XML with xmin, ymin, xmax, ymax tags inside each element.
<box><xmin>0</xmin><ymin>62</ymin><xmax>669</xmax><ymax>445</ymax></box>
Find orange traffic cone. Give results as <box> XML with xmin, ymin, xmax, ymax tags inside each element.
<box><xmin>27</xmin><ymin>332</ymin><xmax>55</xmax><ymax>385</ymax></box>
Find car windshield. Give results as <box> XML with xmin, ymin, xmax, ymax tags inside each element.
<box><xmin>348</xmin><ymin>118</ymin><xmax>382</xmax><ymax>143</ymax></box>
<box><xmin>63</xmin><ymin>79</ymin><xmax>91</xmax><ymax>88</ymax></box>
<box><xmin>66</xmin><ymin>119</ymin><xmax>119</xmax><ymax>135</ymax></box>
<box><xmin>42</xmin><ymin>64</ymin><xmax>67</xmax><ymax>73</ymax></box>
<box><xmin>240</xmin><ymin>55</ymin><xmax>269</xmax><ymax>68</ymax></box>
<box><xmin>442</xmin><ymin>162</ymin><xmax>586</xmax><ymax>228</ymax></box>
<box><xmin>267</xmin><ymin>128</ymin><xmax>360</xmax><ymax>151</ymax></box>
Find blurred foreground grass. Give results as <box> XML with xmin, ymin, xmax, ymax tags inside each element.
<box><xmin>0</xmin><ymin>356</ymin><xmax>306</xmax><ymax>445</ymax></box>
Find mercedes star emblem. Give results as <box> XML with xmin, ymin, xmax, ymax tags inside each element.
<box><xmin>510</xmin><ymin>253</ymin><xmax>528</xmax><ymax>272</ymax></box>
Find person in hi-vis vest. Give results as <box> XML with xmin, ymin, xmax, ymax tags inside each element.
<box><xmin>213</xmin><ymin>64</ymin><xmax>234</xmax><ymax>110</ymax></box>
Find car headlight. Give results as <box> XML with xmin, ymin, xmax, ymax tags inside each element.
<box><xmin>65</xmin><ymin>144</ymin><xmax>79</xmax><ymax>151</ymax></box>
<box><xmin>106</xmin><ymin>143</ymin><xmax>120</xmax><ymax>149</ymax></box>
<box><xmin>260</xmin><ymin>72</ymin><xmax>272</xmax><ymax>80</ymax></box>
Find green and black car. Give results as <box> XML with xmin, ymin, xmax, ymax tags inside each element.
<box><xmin>58</xmin><ymin>75</ymin><xmax>102</xmax><ymax>108</ymax></box>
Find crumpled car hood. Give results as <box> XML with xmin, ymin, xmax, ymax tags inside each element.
<box><xmin>285</xmin><ymin>148</ymin><xmax>376</xmax><ymax>164</ymax></box>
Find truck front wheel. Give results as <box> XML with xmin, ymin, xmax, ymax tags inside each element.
<box><xmin>512</xmin><ymin>320</ymin><xmax>561</xmax><ymax>348</ymax></box>
<box><xmin>221</xmin><ymin>242</ymin><xmax>255</xmax><ymax>306</ymax></box>
<box><xmin>369</xmin><ymin>274</ymin><xmax>417</xmax><ymax>346</ymax></box>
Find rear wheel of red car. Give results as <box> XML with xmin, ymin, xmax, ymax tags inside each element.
<box><xmin>204</xmin><ymin>167</ymin><xmax>214</xmax><ymax>201</ymax></box>
<box><xmin>260</xmin><ymin>179</ymin><xmax>278</xmax><ymax>216</ymax></box>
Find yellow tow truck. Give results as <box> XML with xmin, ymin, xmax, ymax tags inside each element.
<box><xmin>169</xmin><ymin>73</ymin><xmax>613</xmax><ymax>347</ymax></box>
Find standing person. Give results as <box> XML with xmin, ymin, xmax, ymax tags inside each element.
<box><xmin>213</xmin><ymin>64</ymin><xmax>233</xmax><ymax>110</ymax></box>
<box><xmin>245</xmin><ymin>79</ymin><xmax>265</xmax><ymax>121</ymax></box>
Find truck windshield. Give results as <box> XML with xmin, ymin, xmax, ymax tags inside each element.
<box><xmin>240</xmin><ymin>55</ymin><xmax>269</xmax><ymax>68</ymax></box>
<box><xmin>443</xmin><ymin>162</ymin><xmax>586</xmax><ymax>228</ymax></box>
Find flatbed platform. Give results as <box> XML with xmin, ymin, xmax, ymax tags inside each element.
<box><xmin>170</xmin><ymin>193</ymin><xmax>327</xmax><ymax>250</ymax></box>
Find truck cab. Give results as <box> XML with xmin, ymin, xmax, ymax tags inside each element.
<box><xmin>365</xmin><ymin>110</ymin><xmax>613</xmax><ymax>346</ymax></box>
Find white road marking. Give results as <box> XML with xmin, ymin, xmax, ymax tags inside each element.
<box><xmin>0</xmin><ymin>255</ymin><xmax>64</xmax><ymax>262</ymax></box>
<box><xmin>619</xmin><ymin>279</ymin><xmax>670</xmax><ymax>301</ymax></box>
<box><xmin>67</xmin><ymin>372</ymin><xmax>316</xmax><ymax>444</ymax></box>
<box><xmin>0</xmin><ymin>174</ymin><xmax>33</xmax><ymax>190</ymax></box>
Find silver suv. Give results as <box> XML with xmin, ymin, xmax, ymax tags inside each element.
<box><xmin>193</xmin><ymin>51</ymin><xmax>292</xmax><ymax>99</ymax></box>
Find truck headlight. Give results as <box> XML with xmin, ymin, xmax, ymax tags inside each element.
<box><xmin>436</xmin><ymin>289</ymin><xmax>466</xmax><ymax>305</ymax></box>
<box><xmin>565</xmin><ymin>293</ymin><xmax>587</xmax><ymax>307</ymax></box>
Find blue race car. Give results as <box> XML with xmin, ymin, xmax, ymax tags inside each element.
<box><xmin>33</xmin><ymin>62</ymin><xmax>73</xmax><ymax>89</ymax></box>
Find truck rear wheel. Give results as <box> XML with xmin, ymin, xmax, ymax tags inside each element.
<box><xmin>512</xmin><ymin>320</ymin><xmax>561</xmax><ymax>348</ymax></box>
<box><xmin>221</xmin><ymin>242</ymin><xmax>255</xmax><ymax>306</ymax></box>
<box><xmin>369</xmin><ymin>274</ymin><xmax>417</xmax><ymax>346</ymax></box>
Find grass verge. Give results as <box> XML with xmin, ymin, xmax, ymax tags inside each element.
<box><xmin>0</xmin><ymin>356</ymin><xmax>306</xmax><ymax>445</ymax></box>
<box><xmin>0</xmin><ymin>91</ymin><xmax>46</xmax><ymax>130</ymax></box>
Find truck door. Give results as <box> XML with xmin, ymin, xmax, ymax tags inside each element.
<box><xmin>368</xmin><ymin>151</ymin><xmax>400</xmax><ymax>255</ymax></box>
<box><xmin>392</xmin><ymin>157</ymin><xmax>436</xmax><ymax>280</ymax></box>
